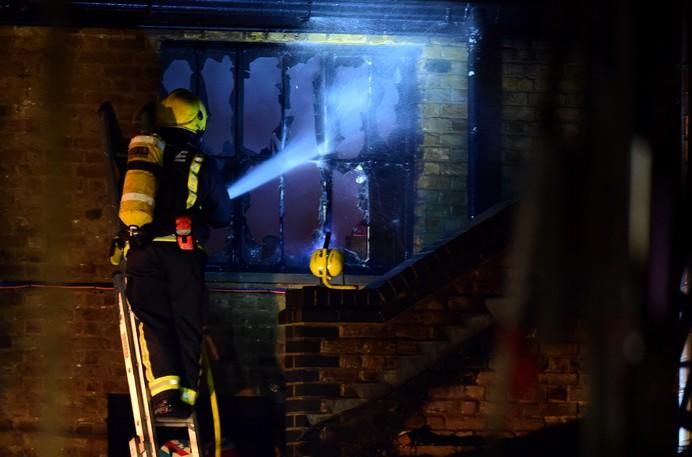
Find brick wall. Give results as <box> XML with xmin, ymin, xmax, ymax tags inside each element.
<box><xmin>279</xmin><ymin>256</ymin><xmax>587</xmax><ymax>457</ymax></box>
<box><xmin>416</xmin><ymin>38</ymin><xmax>583</xmax><ymax>250</ymax></box>
<box><xmin>207</xmin><ymin>289</ymin><xmax>286</xmax><ymax>396</ymax></box>
<box><xmin>0</xmin><ymin>27</ymin><xmax>160</xmax><ymax>282</ymax></box>
<box><xmin>415</xmin><ymin>41</ymin><xmax>469</xmax><ymax>251</ymax></box>
<box><xmin>0</xmin><ymin>288</ymin><xmax>124</xmax><ymax>456</ymax></box>
<box><xmin>395</xmin><ymin>338</ymin><xmax>587</xmax><ymax>456</ymax></box>
<box><xmin>0</xmin><ymin>27</ymin><xmax>160</xmax><ymax>456</ymax></box>
<box><xmin>500</xmin><ymin>39</ymin><xmax>583</xmax><ymax>201</ymax></box>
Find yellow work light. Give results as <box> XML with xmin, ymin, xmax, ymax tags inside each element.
<box><xmin>309</xmin><ymin>234</ymin><xmax>357</xmax><ymax>290</ymax></box>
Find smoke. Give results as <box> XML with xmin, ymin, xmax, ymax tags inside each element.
<box><xmin>226</xmin><ymin>62</ymin><xmax>370</xmax><ymax>199</ymax></box>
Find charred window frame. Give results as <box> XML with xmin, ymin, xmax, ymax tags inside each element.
<box><xmin>161</xmin><ymin>42</ymin><xmax>419</xmax><ymax>274</ymax></box>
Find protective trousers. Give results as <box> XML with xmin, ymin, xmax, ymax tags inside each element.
<box><xmin>126</xmin><ymin>242</ymin><xmax>208</xmax><ymax>406</ymax></box>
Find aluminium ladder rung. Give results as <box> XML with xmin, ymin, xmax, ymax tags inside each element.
<box><xmin>155</xmin><ymin>416</ymin><xmax>197</xmax><ymax>428</ymax></box>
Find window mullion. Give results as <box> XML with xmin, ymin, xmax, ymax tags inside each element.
<box><xmin>278</xmin><ymin>53</ymin><xmax>289</xmax><ymax>268</ymax></box>
<box><xmin>232</xmin><ymin>49</ymin><xmax>246</xmax><ymax>268</ymax></box>
<box><xmin>316</xmin><ymin>52</ymin><xmax>332</xmax><ymax>243</ymax></box>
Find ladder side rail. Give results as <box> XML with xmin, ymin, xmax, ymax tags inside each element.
<box><xmin>115</xmin><ymin>273</ymin><xmax>158</xmax><ymax>456</ymax></box>
<box><xmin>116</xmin><ymin>276</ymin><xmax>147</xmax><ymax>453</ymax></box>
<box><xmin>187</xmin><ymin>413</ymin><xmax>202</xmax><ymax>457</ymax></box>
<box><xmin>125</xmin><ymin>286</ymin><xmax>159</xmax><ymax>455</ymax></box>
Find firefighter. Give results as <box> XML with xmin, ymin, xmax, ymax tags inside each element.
<box><xmin>124</xmin><ymin>88</ymin><xmax>232</xmax><ymax>417</ymax></box>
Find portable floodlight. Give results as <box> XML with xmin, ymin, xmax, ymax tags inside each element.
<box><xmin>309</xmin><ymin>232</ymin><xmax>358</xmax><ymax>290</ymax></box>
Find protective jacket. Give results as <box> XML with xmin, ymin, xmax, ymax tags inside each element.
<box><xmin>126</xmin><ymin>127</ymin><xmax>231</xmax><ymax>407</ymax></box>
<box><xmin>151</xmin><ymin>128</ymin><xmax>232</xmax><ymax>243</ymax></box>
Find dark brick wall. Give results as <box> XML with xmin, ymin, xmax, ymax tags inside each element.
<box><xmin>207</xmin><ymin>290</ymin><xmax>285</xmax><ymax>396</ymax></box>
<box><xmin>0</xmin><ymin>288</ymin><xmax>124</xmax><ymax>456</ymax></box>
<box><xmin>280</xmin><ymin>257</ymin><xmax>587</xmax><ymax>457</ymax></box>
<box><xmin>396</xmin><ymin>339</ymin><xmax>587</xmax><ymax>456</ymax></box>
<box><xmin>0</xmin><ymin>27</ymin><xmax>160</xmax><ymax>282</ymax></box>
<box><xmin>0</xmin><ymin>27</ymin><xmax>159</xmax><ymax>457</ymax></box>
<box><xmin>500</xmin><ymin>39</ymin><xmax>583</xmax><ymax>201</ymax></box>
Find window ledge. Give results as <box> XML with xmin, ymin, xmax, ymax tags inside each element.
<box><xmin>205</xmin><ymin>271</ymin><xmax>381</xmax><ymax>288</ymax></box>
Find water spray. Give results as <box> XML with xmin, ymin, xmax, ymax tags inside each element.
<box><xmin>226</xmin><ymin>65</ymin><xmax>370</xmax><ymax>199</ymax></box>
<box><xmin>227</xmin><ymin>139</ymin><xmax>327</xmax><ymax>199</ymax></box>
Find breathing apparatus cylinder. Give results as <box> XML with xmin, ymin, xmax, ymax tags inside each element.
<box><xmin>118</xmin><ymin>134</ymin><xmax>166</xmax><ymax>229</ymax></box>
<box><xmin>118</xmin><ymin>89</ymin><xmax>206</xmax><ymax>243</ymax></box>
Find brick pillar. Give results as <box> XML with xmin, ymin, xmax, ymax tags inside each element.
<box><xmin>281</xmin><ymin>322</ymin><xmax>341</xmax><ymax>457</ymax></box>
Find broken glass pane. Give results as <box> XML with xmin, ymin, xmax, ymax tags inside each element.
<box><xmin>243</xmin><ymin>174</ymin><xmax>281</xmax><ymax>266</ymax></box>
<box><xmin>375</xmin><ymin>64</ymin><xmax>402</xmax><ymax>147</ymax></box>
<box><xmin>286</xmin><ymin>54</ymin><xmax>321</xmax><ymax>155</ymax></box>
<box><xmin>273</xmin><ymin>54</ymin><xmax>324</xmax><ymax>269</ymax></box>
<box><xmin>205</xmin><ymin>157</ymin><xmax>234</xmax><ymax>267</ymax></box>
<box><xmin>162</xmin><ymin>58</ymin><xmax>193</xmax><ymax>94</ymax></box>
<box><xmin>331</xmin><ymin>166</ymin><xmax>369</xmax><ymax>264</ymax></box>
<box><xmin>205</xmin><ymin>224</ymin><xmax>232</xmax><ymax>266</ymax></box>
<box><xmin>369</xmin><ymin>53</ymin><xmax>418</xmax><ymax>161</ymax></box>
<box><xmin>284</xmin><ymin>162</ymin><xmax>322</xmax><ymax>268</ymax></box>
<box><xmin>330</xmin><ymin>58</ymin><xmax>369</xmax><ymax>160</ymax></box>
<box><xmin>243</xmin><ymin>56</ymin><xmax>281</xmax><ymax>155</ymax></box>
<box><xmin>200</xmin><ymin>53</ymin><xmax>235</xmax><ymax>156</ymax></box>
<box><xmin>369</xmin><ymin>162</ymin><xmax>411</xmax><ymax>268</ymax></box>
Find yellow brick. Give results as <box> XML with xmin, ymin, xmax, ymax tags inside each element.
<box><xmin>440</xmin><ymin>104</ymin><xmax>467</xmax><ymax>116</ymax></box>
<box><xmin>450</xmin><ymin>61</ymin><xmax>467</xmax><ymax>75</ymax></box>
<box><xmin>422</xmin><ymin>46</ymin><xmax>443</xmax><ymax>59</ymax></box>
<box><xmin>430</xmin><ymin>36</ymin><xmax>457</xmax><ymax>46</ymax></box>
<box><xmin>245</xmin><ymin>31</ymin><xmax>268</xmax><ymax>41</ymax></box>
<box><xmin>422</xmin><ymin>147</ymin><xmax>451</xmax><ymax>161</ymax></box>
<box><xmin>368</xmin><ymin>35</ymin><xmax>397</xmax><ymax>45</ymax></box>
<box><xmin>195</xmin><ymin>31</ymin><xmax>245</xmax><ymax>42</ymax></box>
<box><xmin>325</xmin><ymin>34</ymin><xmax>367</xmax><ymax>44</ymax></box>
<box><xmin>420</xmin><ymin>74</ymin><xmax>448</xmax><ymax>89</ymax></box>
<box><xmin>305</xmin><ymin>33</ymin><xmax>329</xmax><ymax>43</ymax></box>
<box><xmin>423</xmin><ymin>118</ymin><xmax>452</xmax><ymax>133</ymax></box>
<box><xmin>440</xmin><ymin>46</ymin><xmax>468</xmax><ymax>61</ymax></box>
<box><xmin>421</xmin><ymin>103</ymin><xmax>442</xmax><ymax>116</ymax></box>
<box><xmin>268</xmin><ymin>32</ymin><xmax>302</xmax><ymax>43</ymax></box>
<box><xmin>422</xmin><ymin>162</ymin><xmax>441</xmax><ymax>175</ymax></box>
<box><xmin>423</xmin><ymin>132</ymin><xmax>441</xmax><ymax>146</ymax></box>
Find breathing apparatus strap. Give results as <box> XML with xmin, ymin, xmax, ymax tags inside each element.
<box><xmin>149</xmin><ymin>153</ymin><xmax>205</xmax><ymax>251</ymax></box>
<box><xmin>175</xmin><ymin>154</ymin><xmax>204</xmax><ymax>251</ymax></box>
<box><xmin>185</xmin><ymin>154</ymin><xmax>204</xmax><ymax>210</ymax></box>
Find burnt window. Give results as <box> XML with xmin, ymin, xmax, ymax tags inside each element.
<box><xmin>161</xmin><ymin>43</ymin><xmax>418</xmax><ymax>273</ymax></box>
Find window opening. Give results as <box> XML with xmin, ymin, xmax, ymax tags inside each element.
<box><xmin>161</xmin><ymin>43</ymin><xmax>418</xmax><ymax>273</ymax></box>
<box><xmin>162</xmin><ymin>57</ymin><xmax>193</xmax><ymax>94</ymax></box>
<box><xmin>243</xmin><ymin>56</ymin><xmax>281</xmax><ymax>155</ymax></box>
<box><xmin>332</xmin><ymin>166</ymin><xmax>370</xmax><ymax>264</ymax></box>
<box><xmin>200</xmin><ymin>53</ymin><xmax>235</xmax><ymax>156</ymax></box>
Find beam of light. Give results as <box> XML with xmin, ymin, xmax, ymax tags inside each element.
<box><xmin>227</xmin><ymin>63</ymin><xmax>370</xmax><ymax>199</ymax></box>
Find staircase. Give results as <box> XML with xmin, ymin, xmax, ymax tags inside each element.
<box><xmin>279</xmin><ymin>203</ymin><xmax>514</xmax><ymax>457</ymax></box>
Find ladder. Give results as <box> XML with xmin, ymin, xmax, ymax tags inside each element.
<box><xmin>114</xmin><ymin>272</ymin><xmax>204</xmax><ymax>457</ymax></box>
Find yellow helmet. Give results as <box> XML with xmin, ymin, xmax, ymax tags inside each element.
<box><xmin>156</xmin><ymin>88</ymin><xmax>207</xmax><ymax>135</ymax></box>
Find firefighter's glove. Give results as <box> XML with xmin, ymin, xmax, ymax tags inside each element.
<box><xmin>108</xmin><ymin>236</ymin><xmax>125</xmax><ymax>266</ymax></box>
